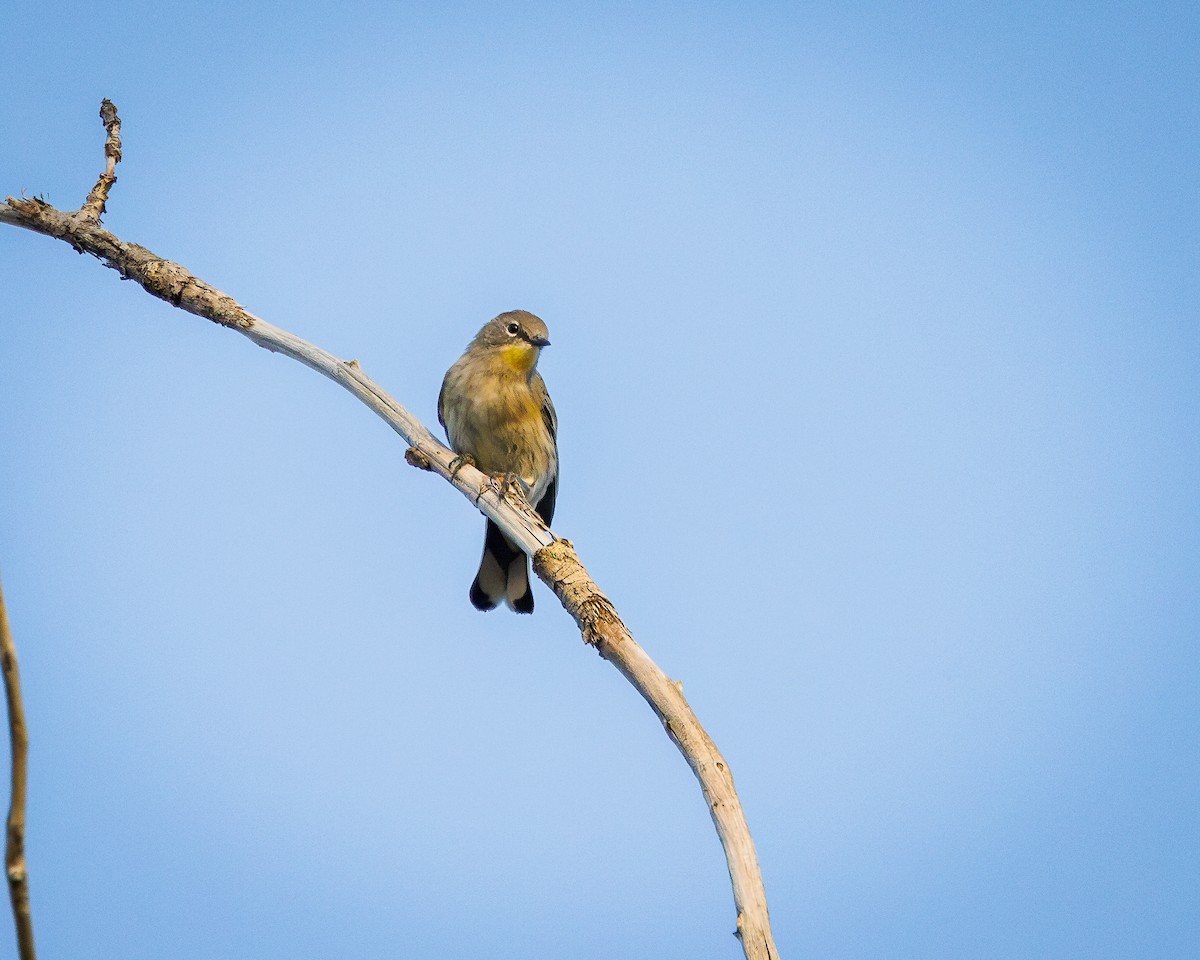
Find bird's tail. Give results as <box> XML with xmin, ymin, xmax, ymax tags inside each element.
<box><xmin>469</xmin><ymin>519</ymin><xmax>534</xmax><ymax>613</ymax></box>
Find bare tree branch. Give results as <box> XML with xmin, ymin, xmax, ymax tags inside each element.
<box><xmin>2</xmin><ymin>101</ymin><xmax>781</xmax><ymax>959</ymax></box>
<box><xmin>0</xmin><ymin>575</ymin><xmax>36</xmax><ymax>960</ymax></box>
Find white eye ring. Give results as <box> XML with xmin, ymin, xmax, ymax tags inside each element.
<box><xmin>506</xmin><ymin>322</ymin><xmax>520</xmax><ymax>335</ymax></box>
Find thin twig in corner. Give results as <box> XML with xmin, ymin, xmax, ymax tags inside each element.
<box><xmin>0</xmin><ymin>576</ymin><xmax>36</xmax><ymax>960</ymax></box>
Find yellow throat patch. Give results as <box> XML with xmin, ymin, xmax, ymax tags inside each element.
<box><xmin>500</xmin><ymin>342</ymin><xmax>537</xmax><ymax>375</ymax></box>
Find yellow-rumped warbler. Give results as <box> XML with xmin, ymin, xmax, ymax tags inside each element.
<box><xmin>438</xmin><ymin>310</ymin><xmax>558</xmax><ymax>613</ymax></box>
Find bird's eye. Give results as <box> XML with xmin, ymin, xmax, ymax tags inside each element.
<box><xmin>506</xmin><ymin>322</ymin><xmax>520</xmax><ymax>335</ymax></box>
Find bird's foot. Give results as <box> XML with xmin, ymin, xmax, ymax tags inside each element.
<box><xmin>448</xmin><ymin>453</ymin><xmax>476</xmax><ymax>480</ymax></box>
<box><xmin>496</xmin><ymin>472</ymin><xmax>532</xmax><ymax>505</ymax></box>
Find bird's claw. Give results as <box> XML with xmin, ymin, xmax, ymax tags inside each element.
<box><xmin>498</xmin><ymin>472</ymin><xmax>528</xmax><ymax>496</ymax></box>
<box><xmin>449</xmin><ymin>453</ymin><xmax>476</xmax><ymax>480</ymax></box>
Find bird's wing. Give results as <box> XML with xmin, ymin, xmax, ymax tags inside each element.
<box><xmin>533</xmin><ymin>371</ymin><xmax>558</xmax><ymax>526</ymax></box>
<box><xmin>535</xmin><ymin>473</ymin><xmax>557</xmax><ymax>527</ymax></box>
<box><xmin>436</xmin><ymin>374</ymin><xmax>449</xmax><ymax>435</ymax></box>
<box><xmin>534</xmin><ymin>371</ymin><xmax>558</xmax><ymax>441</ymax></box>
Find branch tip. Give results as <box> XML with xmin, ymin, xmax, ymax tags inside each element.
<box><xmin>79</xmin><ymin>98</ymin><xmax>123</xmax><ymax>222</ymax></box>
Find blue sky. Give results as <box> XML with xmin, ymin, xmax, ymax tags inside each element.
<box><xmin>1</xmin><ymin>2</ymin><xmax>1197</xmax><ymax>957</ymax></box>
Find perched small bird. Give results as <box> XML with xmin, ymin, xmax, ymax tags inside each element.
<box><xmin>438</xmin><ymin>310</ymin><xmax>558</xmax><ymax>613</ymax></box>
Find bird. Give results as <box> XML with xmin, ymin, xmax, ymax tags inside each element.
<box><xmin>438</xmin><ymin>310</ymin><xmax>558</xmax><ymax>613</ymax></box>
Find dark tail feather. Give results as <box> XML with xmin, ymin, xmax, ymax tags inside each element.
<box><xmin>470</xmin><ymin>520</ymin><xmax>533</xmax><ymax>613</ymax></box>
<box><xmin>509</xmin><ymin>552</ymin><xmax>534</xmax><ymax>614</ymax></box>
<box><xmin>469</xmin><ymin>574</ymin><xmax>499</xmax><ymax>611</ymax></box>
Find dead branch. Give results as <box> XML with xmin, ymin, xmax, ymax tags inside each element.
<box><xmin>1</xmin><ymin>101</ymin><xmax>780</xmax><ymax>959</ymax></box>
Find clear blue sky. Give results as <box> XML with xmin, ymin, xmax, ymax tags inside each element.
<box><xmin>2</xmin><ymin>2</ymin><xmax>1197</xmax><ymax>957</ymax></box>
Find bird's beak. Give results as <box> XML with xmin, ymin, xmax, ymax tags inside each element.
<box><xmin>530</xmin><ymin>335</ymin><xmax>551</xmax><ymax>348</ymax></box>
